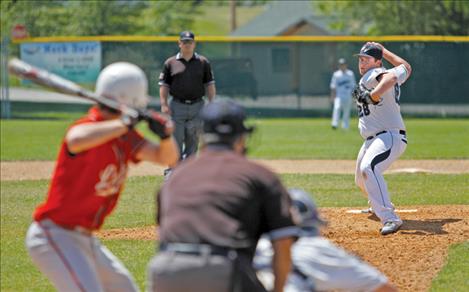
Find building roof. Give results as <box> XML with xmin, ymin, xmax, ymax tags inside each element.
<box><xmin>231</xmin><ymin>1</ymin><xmax>336</xmax><ymax>36</ymax></box>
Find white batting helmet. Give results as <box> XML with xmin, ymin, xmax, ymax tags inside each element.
<box><xmin>95</xmin><ymin>62</ymin><xmax>149</xmax><ymax>109</ymax></box>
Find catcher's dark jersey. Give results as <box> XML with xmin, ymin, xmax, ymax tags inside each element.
<box><xmin>158</xmin><ymin>53</ymin><xmax>215</xmax><ymax>101</ymax></box>
<box><xmin>157</xmin><ymin>146</ymin><xmax>298</xmax><ymax>259</ymax></box>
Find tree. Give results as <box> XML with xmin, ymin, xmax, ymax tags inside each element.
<box><xmin>137</xmin><ymin>1</ymin><xmax>197</xmax><ymax>35</ymax></box>
<box><xmin>0</xmin><ymin>0</ymin><xmax>198</xmax><ymax>38</ymax></box>
<box><xmin>314</xmin><ymin>0</ymin><xmax>469</xmax><ymax>35</ymax></box>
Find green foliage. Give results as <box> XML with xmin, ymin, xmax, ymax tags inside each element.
<box><xmin>430</xmin><ymin>241</ymin><xmax>469</xmax><ymax>292</ymax></box>
<box><xmin>0</xmin><ymin>0</ymin><xmax>197</xmax><ymax>38</ymax></box>
<box><xmin>314</xmin><ymin>0</ymin><xmax>469</xmax><ymax>35</ymax></box>
<box><xmin>138</xmin><ymin>1</ymin><xmax>197</xmax><ymax>36</ymax></box>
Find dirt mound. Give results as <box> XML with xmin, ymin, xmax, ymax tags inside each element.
<box><xmin>97</xmin><ymin>205</ymin><xmax>469</xmax><ymax>292</ymax></box>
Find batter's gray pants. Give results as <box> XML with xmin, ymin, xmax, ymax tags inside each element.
<box><xmin>170</xmin><ymin>99</ymin><xmax>204</xmax><ymax>159</ymax></box>
<box><xmin>26</xmin><ymin>220</ymin><xmax>138</xmax><ymax>292</ymax></box>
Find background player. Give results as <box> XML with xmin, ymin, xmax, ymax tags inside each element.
<box><xmin>159</xmin><ymin>31</ymin><xmax>216</xmax><ymax>177</ymax></box>
<box><xmin>25</xmin><ymin>62</ymin><xmax>179</xmax><ymax>291</ymax></box>
<box><xmin>330</xmin><ymin>58</ymin><xmax>356</xmax><ymax>130</ymax></box>
<box><xmin>254</xmin><ymin>188</ymin><xmax>397</xmax><ymax>292</ymax></box>
<box><xmin>352</xmin><ymin>42</ymin><xmax>412</xmax><ymax>235</ymax></box>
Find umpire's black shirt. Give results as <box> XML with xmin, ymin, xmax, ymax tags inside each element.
<box><xmin>157</xmin><ymin>145</ymin><xmax>299</xmax><ymax>259</ymax></box>
<box><xmin>159</xmin><ymin>52</ymin><xmax>215</xmax><ymax>101</ymax></box>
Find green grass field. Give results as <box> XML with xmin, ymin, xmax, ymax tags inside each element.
<box><xmin>2</xmin><ymin>117</ymin><xmax>469</xmax><ymax>161</ymax></box>
<box><xmin>1</xmin><ymin>174</ymin><xmax>468</xmax><ymax>291</ymax></box>
<box><xmin>1</xmin><ymin>114</ymin><xmax>468</xmax><ymax>291</ymax></box>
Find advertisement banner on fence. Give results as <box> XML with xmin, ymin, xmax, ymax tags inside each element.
<box><xmin>20</xmin><ymin>41</ymin><xmax>101</xmax><ymax>84</ymax></box>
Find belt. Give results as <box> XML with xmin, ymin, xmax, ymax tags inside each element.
<box><xmin>38</xmin><ymin>219</ymin><xmax>93</xmax><ymax>236</ymax></box>
<box><xmin>366</xmin><ymin>130</ymin><xmax>406</xmax><ymax>141</ymax></box>
<box><xmin>174</xmin><ymin>98</ymin><xmax>202</xmax><ymax>105</ymax></box>
<box><xmin>159</xmin><ymin>242</ymin><xmax>236</xmax><ymax>257</ymax></box>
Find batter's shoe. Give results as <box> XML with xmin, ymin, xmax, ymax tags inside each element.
<box><xmin>380</xmin><ymin>221</ymin><xmax>402</xmax><ymax>235</ymax></box>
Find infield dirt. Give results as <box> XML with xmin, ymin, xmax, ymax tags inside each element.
<box><xmin>1</xmin><ymin>159</ymin><xmax>468</xmax><ymax>181</ymax></box>
<box><xmin>98</xmin><ymin>205</ymin><xmax>469</xmax><ymax>292</ymax></box>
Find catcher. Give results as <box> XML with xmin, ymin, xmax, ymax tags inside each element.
<box><xmin>25</xmin><ymin>62</ymin><xmax>179</xmax><ymax>291</ymax></box>
<box><xmin>352</xmin><ymin>42</ymin><xmax>412</xmax><ymax>235</ymax></box>
<box><xmin>254</xmin><ymin>189</ymin><xmax>397</xmax><ymax>292</ymax></box>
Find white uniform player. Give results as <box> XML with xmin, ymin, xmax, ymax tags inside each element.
<box><xmin>353</xmin><ymin>42</ymin><xmax>412</xmax><ymax>235</ymax></box>
<box><xmin>254</xmin><ymin>189</ymin><xmax>396</xmax><ymax>292</ymax></box>
<box><xmin>330</xmin><ymin>58</ymin><xmax>356</xmax><ymax>129</ymax></box>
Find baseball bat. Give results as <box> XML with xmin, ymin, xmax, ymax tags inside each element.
<box><xmin>7</xmin><ymin>58</ymin><xmax>139</xmax><ymax>118</ymax></box>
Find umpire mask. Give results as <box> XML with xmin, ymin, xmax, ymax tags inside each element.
<box><xmin>199</xmin><ymin>100</ymin><xmax>255</xmax><ymax>152</ymax></box>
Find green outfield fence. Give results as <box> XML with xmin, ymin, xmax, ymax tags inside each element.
<box><xmin>6</xmin><ymin>36</ymin><xmax>469</xmax><ymax>117</ymax></box>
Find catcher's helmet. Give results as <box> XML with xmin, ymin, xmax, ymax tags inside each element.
<box><xmin>200</xmin><ymin>99</ymin><xmax>254</xmax><ymax>144</ymax></box>
<box><xmin>288</xmin><ymin>188</ymin><xmax>327</xmax><ymax>230</ymax></box>
<box><xmin>95</xmin><ymin>62</ymin><xmax>149</xmax><ymax>110</ymax></box>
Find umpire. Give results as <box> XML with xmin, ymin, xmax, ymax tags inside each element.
<box><xmin>147</xmin><ymin>100</ymin><xmax>298</xmax><ymax>292</ymax></box>
<box><xmin>159</xmin><ymin>31</ymin><xmax>216</xmax><ymax>166</ymax></box>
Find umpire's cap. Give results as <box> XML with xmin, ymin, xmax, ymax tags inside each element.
<box><xmin>180</xmin><ymin>31</ymin><xmax>195</xmax><ymax>41</ymax></box>
<box><xmin>288</xmin><ymin>188</ymin><xmax>327</xmax><ymax>233</ymax></box>
<box><xmin>200</xmin><ymin>100</ymin><xmax>254</xmax><ymax>144</ymax></box>
<box><xmin>355</xmin><ymin>43</ymin><xmax>383</xmax><ymax>60</ymax></box>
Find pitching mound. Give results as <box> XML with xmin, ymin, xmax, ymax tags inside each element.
<box><xmin>97</xmin><ymin>205</ymin><xmax>469</xmax><ymax>292</ymax></box>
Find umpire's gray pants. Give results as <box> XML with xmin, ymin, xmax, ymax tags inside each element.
<box><xmin>170</xmin><ymin>99</ymin><xmax>204</xmax><ymax>159</ymax></box>
<box><xmin>147</xmin><ymin>252</ymin><xmax>266</xmax><ymax>292</ymax></box>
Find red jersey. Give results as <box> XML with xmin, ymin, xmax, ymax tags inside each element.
<box><xmin>34</xmin><ymin>107</ymin><xmax>145</xmax><ymax>230</ymax></box>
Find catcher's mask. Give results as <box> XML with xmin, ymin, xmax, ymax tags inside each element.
<box><xmin>95</xmin><ymin>62</ymin><xmax>149</xmax><ymax>110</ymax></box>
<box><xmin>200</xmin><ymin>99</ymin><xmax>255</xmax><ymax>146</ymax></box>
<box><xmin>288</xmin><ymin>188</ymin><xmax>327</xmax><ymax>235</ymax></box>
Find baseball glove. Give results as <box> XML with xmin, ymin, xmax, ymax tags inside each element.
<box><xmin>352</xmin><ymin>85</ymin><xmax>378</xmax><ymax>105</ymax></box>
<box><xmin>142</xmin><ymin>110</ymin><xmax>171</xmax><ymax>139</ymax></box>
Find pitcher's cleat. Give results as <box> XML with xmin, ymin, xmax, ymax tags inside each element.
<box><xmin>380</xmin><ymin>221</ymin><xmax>402</xmax><ymax>235</ymax></box>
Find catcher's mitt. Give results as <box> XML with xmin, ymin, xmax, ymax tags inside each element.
<box><xmin>352</xmin><ymin>85</ymin><xmax>378</xmax><ymax>105</ymax></box>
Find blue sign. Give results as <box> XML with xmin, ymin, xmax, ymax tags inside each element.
<box><xmin>20</xmin><ymin>41</ymin><xmax>101</xmax><ymax>84</ymax></box>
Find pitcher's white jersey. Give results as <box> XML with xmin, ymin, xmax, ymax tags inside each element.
<box><xmin>357</xmin><ymin>64</ymin><xmax>409</xmax><ymax>139</ymax></box>
<box><xmin>330</xmin><ymin>69</ymin><xmax>356</xmax><ymax>99</ymax></box>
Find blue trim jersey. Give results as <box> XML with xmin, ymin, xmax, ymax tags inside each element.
<box><xmin>357</xmin><ymin>64</ymin><xmax>409</xmax><ymax>139</ymax></box>
<box><xmin>330</xmin><ymin>69</ymin><xmax>356</xmax><ymax>99</ymax></box>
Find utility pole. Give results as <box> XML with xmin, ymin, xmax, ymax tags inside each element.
<box><xmin>230</xmin><ymin>0</ymin><xmax>237</xmax><ymax>32</ymax></box>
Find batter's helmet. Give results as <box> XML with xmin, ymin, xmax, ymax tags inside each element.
<box><xmin>199</xmin><ymin>99</ymin><xmax>254</xmax><ymax>145</ymax></box>
<box><xmin>95</xmin><ymin>62</ymin><xmax>149</xmax><ymax>110</ymax></box>
<box><xmin>288</xmin><ymin>188</ymin><xmax>327</xmax><ymax>233</ymax></box>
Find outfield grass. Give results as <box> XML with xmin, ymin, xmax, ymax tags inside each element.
<box><xmin>1</xmin><ymin>174</ymin><xmax>468</xmax><ymax>291</ymax></box>
<box><xmin>2</xmin><ymin>117</ymin><xmax>468</xmax><ymax>161</ymax></box>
